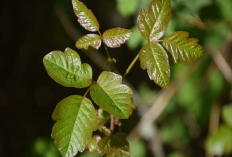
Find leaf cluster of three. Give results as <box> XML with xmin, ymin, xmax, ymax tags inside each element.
<box><xmin>43</xmin><ymin>0</ymin><xmax>204</xmax><ymax>157</ymax></box>
<box><xmin>43</xmin><ymin>0</ymin><xmax>134</xmax><ymax>157</ymax></box>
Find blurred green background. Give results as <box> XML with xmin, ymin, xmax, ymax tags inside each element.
<box><xmin>0</xmin><ymin>0</ymin><xmax>232</xmax><ymax>156</ymax></box>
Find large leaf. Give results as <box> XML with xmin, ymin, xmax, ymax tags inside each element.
<box><xmin>90</xmin><ymin>71</ymin><xmax>133</xmax><ymax>119</ymax></box>
<box><xmin>76</xmin><ymin>34</ymin><xmax>102</xmax><ymax>52</ymax></box>
<box><xmin>206</xmin><ymin>125</ymin><xmax>232</xmax><ymax>156</ymax></box>
<box><xmin>222</xmin><ymin>105</ymin><xmax>232</xmax><ymax>128</ymax></box>
<box><xmin>162</xmin><ymin>31</ymin><xmax>204</xmax><ymax>63</ymax></box>
<box><xmin>98</xmin><ymin>133</ymin><xmax>130</xmax><ymax>155</ymax></box>
<box><xmin>102</xmin><ymin>28</ymin><xmax>132</xmax><ymax>48</ymax></box>
<box><xmin>51</xmin><ymin>95</ymin><xmax>97</xmax><ymax>157</ymax></box>
<box><xmin>139</xmin><ymin>42</ymin><xmax>170</xmax><ymax>89</ymax></box>
<box><xmin>72</xmin><ymin>0</ymin><xmax>99</xmax><ymax>31</ymax></box>
<box><xmin>43</xmin><ymin>48</ymin><xmax>93</xmax><ymax>88</ymax></box>
<box><xmin>137</xmin><ymin>0</ymin><xmax>171</xmax><ymax>41</ymax></box>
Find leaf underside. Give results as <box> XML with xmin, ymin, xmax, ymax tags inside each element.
<box><xmin>162</xmin><ymin>31</ymin><xmax>204</xmax><ymax>63</ymax></box>
<box><xmin>139</xmin><ymin>42</ymin><xmax>170</xmax><ymax>89</ymax></box>
<box><xmin>103</xmin><ymin>28</ymin><xmax>133</xmax><ymax>48</ymax></box>
<box><xmin>76</xmin><ymin>34</ymin><xmax>102</xmax><ymax>52</ymax></box>
<box><xmin>98</xmin><ymin>133</ymin><xmax>130</xmax><ymax>155</ymax></box>
<box><xmin>52</xmin><ymin>95</ymin><xmax>97</xmax><ymax>157</ymax></box>
<box><xmin>137</xmin><ymin>0</ymin><xmax>171</xmax><ymax>41</ymax></box>
<box><xmin>72</xmin><ymin>0</ymin><xmax>99</xmax><ymax>31</ymax></box>
<box><xmin>90</xmin><ymin>71</ymin><xmax>133</xmax><ymax>119</ymax></box>
<box><xmin>43</xmin><ymin>48</ymin><xmax>93</xmax><ymax>88</ymax></box>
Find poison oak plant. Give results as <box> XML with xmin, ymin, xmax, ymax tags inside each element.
<box><xmin>43</xmin><ymin>0</ymin><xmax>204</xmax><ymax>156</ymax></box>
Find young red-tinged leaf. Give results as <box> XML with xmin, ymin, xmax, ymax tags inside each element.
<box><xmin>72</xmin><ymin>0</ymin><xmax>99</xmax><ymax>31</ymax></box>
<box><xmin>76</xmin><ymin>34</ymin><xmax>102</xmax><ymax>52</ymax></box>
<box><xmin>162</xmin><ymin>31</ymin><xmax>204</xmax><ymax>63</ymax></box>
<box><xmin>86</xmin><ymin>136</ymin><xmax>101</xmax><ymax>153</ymax></box>
<box><xmin>90</xmin><ymin>71</ymin><xmax>133</xmax><ymax>119</ymax></box>
<box><xmin>137</xmin><ymin>9</ymin><xmax>153</xmax><ymax>40</ymax></box>
<box><xmin>137</xmin><ymin>0</ymin><xmax>171</xmax><ymax>41</ymax></box>
<box><xmin>103</xmin><ymin>28</ymin><xmax>132</xmax><ymax>48</ymax></box>
<box><xmin>43</xmin><ymin>48</ymin><xmax>93</xmax><ymax>88</ymax></box>
<box><xmin>51</xmin><ymin>95</ymin><xmax>97</xmax><ymax>157</ymax></box>
<box><xmin>98</xmin><ymin>133</ymin><xmax>130</xmax><ymax>155</ymax></box>
<box><xmin>148</xmin><ymin>0</ymin><xmax>171</xmax><ymax>41</ymax></box>
<box><xmin>139</xmin><ymin>42</ymin><xmax>170</xmax><ymax>89</ymax></box>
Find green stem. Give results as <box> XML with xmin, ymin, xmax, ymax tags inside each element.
<box><xmin>83</xmin><ymin>85</ymin><xmax>92</xmax><ymax>97</ymax></box>
<box><xmin>123</xmin><ymin>54</ymin><xmax>139</xmax><ymax>79</ymax></box>
<box><xmin>98</xmin><ymin>29</ymin><xmax>115</xmax><ymax>131</ymax></box>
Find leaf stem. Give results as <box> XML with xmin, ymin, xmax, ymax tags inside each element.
<box><xmin>110</xmin><ymin>114</ymin><xmax>115</xmax><ymax>131</ymax></box>
<box><xmin>98</xmin><ymin>29</ymin><xmax>116</xmax><ymax>131</ymax></box>
<box><xmin>83</xmin><ymin>85</ymin><xmax>92</xmax><ymax>98</ymax></box>
<box><xmin>123</xmin><ymin>54</ymin><xmax>139</xmax><ymax>79</ymax></box>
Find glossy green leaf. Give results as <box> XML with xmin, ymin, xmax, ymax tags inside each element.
<box><xmin>43</xmin><ymin>48</ymin><xmax>93</xmax><ymax>88</ymax></box>
<box><xmin>90</xmin><ymin>71</ymin><xmax>133</xmax><ymax>119</ymax></box>
<box><xmin>162</xmin><ymin>31</ymin><xmax>204</xmax><ymax>63</ymax></box>
<box><xmin>206</xmin><ymin>125</ymin><xmax>232</xmax><ymax>156</ymax></box>
<box><xmin>97</xmin><ymin>108</ymin><xmax>111</xmax><ymax>131</ymax></box>
<box><xmin>98</xmin><ymin>133</ymin><xmax>130</xmax><ymax>155</ymax></box>
<box><xmin>102</xmin><ymin>126</ymin><xmax>112</xmax><ymax>137</ymax></box>
<box><xmin>76</xmin><ymin>34</ymin><xmax>102</xmax><ymax>52</ymax></box>
<box><xmin>86</xmin><ymin>136</ymin><xmax>101</xmax><ymax>153</ymax></box>
<box><xmin>102</xmin><ymin>28</ymin><xmax>133</xmax><ymax>48</ymax></box>
<box><xmin>72</xmin><ymin>0</ymin><xmax>99</xmax><ymax>31</ymax></box>
<box><xmin>222</xmin><ymin>105</ymin><xmax>232</xmax><ymax>128</ymax></box>
<box><xmin>51</xmin><ymin>95</ymin><xmax>97</xmax><ymax>157</ymax></box>
<box><xmin>137</xmin><ymin>0</ymin><xmax>171</xmax><ymax>41</ymax></box>
<box><xmin>139</xmin><ymin>42</ymin><xmax>170</xmax><ymax>89</ymax></box>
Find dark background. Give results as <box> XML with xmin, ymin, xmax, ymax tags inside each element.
<box><xmin>1</xmin><ymin>0</ymin><xmax>232</xmax><ymax>157</ymax></box>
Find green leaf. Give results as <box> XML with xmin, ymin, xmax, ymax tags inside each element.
<box><xmin>90</xmin><ymin>71</ymin><xmax>133</xmax><ymax>119</ymax></box>
<box><xmin>98</xmin><ymin>133</ymin><xmax>130</xmax><ymax>155</ymax></box>
<box><xmin>102</xmin><ymin>28</ymin><xmax>133</xmax><ymax>48</ymax></box>
<box><xmin>139</xmin><ymin>42</ymin><xmax>170</xmax><ymax>89</ymax></box>
<box><xmin>86</xmin><ymin>136</ymin><xmax>101</xmax><ymax>153</ymax></box>
<box><xmin>137</xmin><ymin>0</ymin><xmax>171</xmax><ymax>41</ymax></box>
<box><xmin>206</xmin><ymin>125</ymin><xmax>232</xmax><ymax>156</ymax></box>
<box><xmin>222</xmin><ymin>105</ymin><xmax>232</xmax><ymax>128</ymax></box>
<box><xmin>107</xmin><ymin>152</ymin><xmax>122</xmax><ymax>157</ymax></box>
<box><xmin>162</xmin><ymin>31</ymin><xmax>204</xmax><ymax>63</ymax></box>
<box><xmin>76</xmin><ymin>34</ymin><xmax>102</xmax><ymax>52</ymax></box>
<box><xmin>72</xmin><ymin>0</ymin><xmax>99</xmax><ymax>31</ymax></box>
<box><xmin>43</xmin><ymin>48</ymin><xmax>93</xmax><ymax>88</ymax></box>
<box><xmin>102</xmin><ymin>126</ymin><xmax>112</xmax><ymax>137</ymax></box>
<box><xmin>51</xmin><ymin>95</ymin><xmax>97</xmax><ymax>157</ymax></box>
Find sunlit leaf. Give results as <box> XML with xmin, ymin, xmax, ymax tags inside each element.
<box><xmin>206</xmin><ymin>125</ymin><xmax>232</xmax><ymax>156</ymax></box>
<box><xmin>137</xmin><ymin>0</ymin><xmax>171</xmax><ymax>41</ymax></box>
<box><xmin>72</xmin><ymin>0</ymin><xmax>99</xmax><ymax>31</ymax></box>
<box><xmin>162</xmin><ymin>31</ymin><xmax>204</xmax><ymax>63</ymax></box>
<box><xmin>43</xmin><ymin>48</ymin><xmax>93</xmax><ymax>88</ymax></box>
<box><xmin>137</xmin><ymin>9</ymin><xmax>152</xmax><ymax>40</ymax></box>
<box><xmin>86</xmin><ymin>136</ymin><xmax>101</xmax><ymax>153</ymax></box>
<box><xmin>98</xmin><ymin>133</ymin><xmax>130</xmax><ymax>155</ymax></box>
<box><xmin>102</xmin><ymin>126</ymin><xmax>112</xmax><ymax>136</ymax></box>
<box><xmin>51</xmin><ymin>95</ymin><xmax>97</xmax><ymax>157</ymax></box>
<box><xmin>139</xmin><ymin>42</ymin><xmax>170</xmax><ymax>89</ymax></box>
<box><xmin>222</xmin><ymin>105</ymin><xmax>232</xmax><ymax>128</ymax></box>
<box><xmin>102</xmin><ymin>28</ymin><xmax>132</xmax><ymax>48</ymax></box>
<box><xmin>90</xmin><ymin>71</ymin><xmax>133</xmax><ymax>119</ymax></box>
<box><xmin>76</xmin><ymin>34</ymin><xmax>102</xmax><ymax>52</ymax></box>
